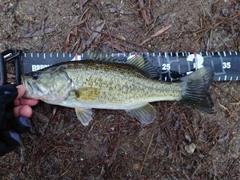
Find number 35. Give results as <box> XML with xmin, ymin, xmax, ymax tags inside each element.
<box><xmin>222</xmin><ymin>62</ymin><xmax>231</xmax><ymax>69</ymax></box>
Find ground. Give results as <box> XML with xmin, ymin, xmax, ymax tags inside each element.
<box><xmin>0</xmin><ymin>0</ymin><xmax>240</xmax><ymax>179</ymax></box>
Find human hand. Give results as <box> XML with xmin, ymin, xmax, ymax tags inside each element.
<box><xmin>0</xmin><ymin>84</ymin><xmax>38</xmax><ymax>157</ymax></box>
<box><xmin>13</xmin><ymin>85</ymin><xmax>38</xmax><ymax>118</ymax></box>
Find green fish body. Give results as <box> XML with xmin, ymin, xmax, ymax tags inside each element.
<box><xmin>22</xmin><ymin>54</ymin><xmax>214</xmax><ymax>126</ymax></box>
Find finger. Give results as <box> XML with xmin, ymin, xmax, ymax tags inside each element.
<box><xmin>14</xmin><ymin>97</ymin><xmax>39</xmax><ymax>106</ymax></box>
<box><xmin>16</xmin><ymin>85</ymin><xmax>25</xmax><ymax>99</ymax></box>
<box><xmin>15</xmin><ymin>85</ymin><xmax>39</xmax><ymax>106</ymax></box>
<box><xmin>14</xmin><ymin>85</ymin><xmax>26</xmax><ymax>106</ymax></box>
<box><xmin>13</xmin><ymin>105</ymin><xmax>33</xmax><ymax>118</ymax></box>
<box><xmin>19</xmin><ymin>98</ymin><xmax>39</xmax><ymax>106</ymax></box>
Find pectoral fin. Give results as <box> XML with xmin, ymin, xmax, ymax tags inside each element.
<box><xmin>75</xmin><ymin>88</ymin><xmax>100</xmax><ymax>101</ymax></box>
<box><xmin>126</xmin><ymin>103</ymin><xmax>156</xmax><ymax>125</ymax></box>
<box><xmin>75</xmin><ymin>107</ymin><xmax>93</xmax><ymax>126</ymax></box>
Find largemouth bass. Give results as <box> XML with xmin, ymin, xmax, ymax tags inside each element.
<box><xmin>22</xmin><ymin>54</ymin><xmax>214</xmax><ymax>126</ymax></box>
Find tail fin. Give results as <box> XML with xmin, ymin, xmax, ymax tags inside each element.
<box><xmin>180</xmin><ymin>67</ymin><xmax>214</xmax><ymax>113</ymax></box>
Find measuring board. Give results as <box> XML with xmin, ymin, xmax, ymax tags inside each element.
<box><xmin>22</xmin><ymin>51</ymin><xmax>240</xmax><ymax>82</ymax></box>
<box><xmin>1</xmin><ymin>50</ymin><xmax>240</xmax><ymax>85</ymax></box>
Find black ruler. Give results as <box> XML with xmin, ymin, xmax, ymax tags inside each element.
<box><xmin>21</xmin><ymin>51</ymin><xmax>240</xmax><ymax>81</ymax></box>
<box><xmin>1</xmin><ymin>50</ymin><xmax>240</xmax><ymax>85</ymax></box>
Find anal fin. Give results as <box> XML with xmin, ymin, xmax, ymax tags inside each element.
<box><xmin>75</xmin><ymin>107</ymin><xmax>93</xmax><ymax>126</ymax></box>
<box><xmin>126</xmin><ymin>103</ymin><xmax>156</xmax><ymax>125</ymax></box>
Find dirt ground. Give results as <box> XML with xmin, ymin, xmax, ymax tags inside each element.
<box><xmin>0</xmin><ymin>0</ymin><xmax>240</xmax><ymax>179</ymax></box>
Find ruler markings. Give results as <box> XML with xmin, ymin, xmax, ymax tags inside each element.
<box><xmin>157</xmin><ymin>56</ymin><xmax>161</xmax><ymax>67</ymax></box>
<box><xmin>165</xmin><ymin>52</ymin><xmax>167</xmax><ymax>58</ymax></box>
<box><xmin>22</xmin><ymin>52</ymin><xmax>240</xmax><ymax>81</ymax></box>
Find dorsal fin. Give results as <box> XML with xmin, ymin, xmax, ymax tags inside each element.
<box><xmin>126</xmin><ymin>54</ymin><xmax>158</xmax><ymax>78</ymax></box>
<box><xmin>86</xmin><ymin>52</ymin><xmax>120</xmax><ymax>63</ymax></box>
<box><xmin>86</xmin><ymin>52</ymin><xmax>158</xmax><ymax>78</ymax></box>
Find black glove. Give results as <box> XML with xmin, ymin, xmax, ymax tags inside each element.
<box><xmin>0</xmin><ymin>84</ymin><xmax>31</xmax><ymax>157</ymax></box>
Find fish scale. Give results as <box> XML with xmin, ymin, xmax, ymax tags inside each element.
<box><xmin>66</xmin><ymin>61</ymin><xmax>182</xmax><ymax>106</ymax></box>
<box><xmin>21</xmin><ymin>56</ymin><xmax>214</xmax><ymax>126</ymax></box>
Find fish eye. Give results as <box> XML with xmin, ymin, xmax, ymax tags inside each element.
<box><xmin>32</xmin><ymin>73</ymin><xmax>40</xmax><ymax>80</ymax></box>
